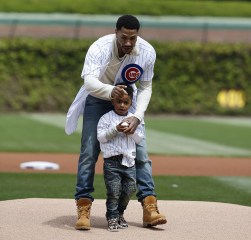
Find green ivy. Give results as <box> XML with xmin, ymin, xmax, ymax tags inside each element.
<box><xmin>0</xmin><ymin>38</ymin><xmax>250</xmax><ymax>115</ymax></box>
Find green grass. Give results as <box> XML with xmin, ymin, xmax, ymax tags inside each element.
<box><xmin>0</xmin><ymin>173</ymin><xmax>105</xmax><ymax>200</ymax></box>
<box><xmin>0</xmin><ymin>114</ymin><xmax>80</xmax><ymax>153</ymax></box>
<box><xmin>1</xmin><ymin>114</ymin><xmax>250</xmax><ymax>206</ymax></box>
<box><xmin>0</xmin><ymin>0</ymin><xmax>251</xmax><ymax>17</ymax></box>
<box><xmin>1</xmin><ymin>172</ymin><xmax>251</xmax><ymax>207</ymax></box>
<box><xmin>154</xmin><ymin>175</ymin><xmax>251</xmax><ymax>207</ymax></box>
<box><xmin>1</xmin><ymin>114</ymin><xmax>251</xmax><ymax>156</ymax></box>
<box><xmin>145</xmin><ymin>117</ymin><xmax>251</xmax><ymax>150</ymax></box>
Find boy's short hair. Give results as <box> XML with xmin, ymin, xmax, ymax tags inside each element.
<box><xmin>115</xmin><ymin>83</ymin><xmax>134</xmax><ymax>100</ymax></box>
<box><xmin>116</xmin><ymin>15</ymin><xmax>140</xmax><ymax>31</ymax></box>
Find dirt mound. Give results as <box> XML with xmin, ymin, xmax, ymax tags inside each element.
<box><xmin>1</xmin><ymin>198</ymin><xmax>250</xmax><ymax>240</ymax></box>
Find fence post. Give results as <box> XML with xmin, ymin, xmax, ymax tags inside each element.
<box><xmin>201</xmin><ymin>22</ymin><xmax>209</xmax><ymax>43</ymax></box>
<box><xmin>73</xmin><ymin>20</ymin><xmax>81</xmax><ymax>39</ymax></box>
<box><xmin>9</xmin><ymin>19</ymin><xmax>18</xmax><ymax>38</ymax></box>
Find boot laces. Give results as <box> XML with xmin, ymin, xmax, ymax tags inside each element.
<box><xmin>78</xmin><ymin>205</ymin><xmax>91</xmax><ymax>218</ymax></box>
<box><xmin>146</xmin><ymin>204</ymin><xmax>160</xmax><ymax>213</ymax></box>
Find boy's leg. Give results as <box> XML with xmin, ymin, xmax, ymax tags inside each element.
<box><xmin>118</xmin><ymin>165</ymin><xmax>136</xmax><ymax>214</ymax></box>
<box><xmin>104</xmin><ymin>159</ymin><xmax>121</xmax><ymax>231</ymax></box>
<box><xmin>118</xmin><ymin>165</ymin><xmax>136</xmax><ymax>229</ymax></box>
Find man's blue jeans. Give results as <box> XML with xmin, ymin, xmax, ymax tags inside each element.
<box><xmin>75</xmin><ymin>95</ymin><xmax>156</xmax><ymax>201</ymax></box>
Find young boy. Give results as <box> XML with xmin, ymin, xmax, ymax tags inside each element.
<box><xmin>97</xmin><ymin>84</ymin><xmax>144</xmax><ymax>232</ymax></box>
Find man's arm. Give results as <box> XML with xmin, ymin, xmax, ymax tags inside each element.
<box><xmin>81</xmin><ymin>42</ymin><xmax>115</xmax><ymax>100</ymax></box>
<box><xmin>84</xmin><ymin>75</ymin><xmax>114</xmax><ymax>100</ymax></box>
<box><xmin>123</xmin><ymin>81</ymin><xmax>152</xmax><ymax>134</ymax></box>
<box><xmin>85</xmin><ymin>76</ymin><xmax>128</xmax><ymax>100</ymax></box>
<box><xmin>134</xmin><ymin>80</ymin><xmax>152</xmax><ymax>122</ymax></box>
<box><xmin>129</xmin><ymin>123</ymin><xmax>145</xmax><ymax>144</ymax></box>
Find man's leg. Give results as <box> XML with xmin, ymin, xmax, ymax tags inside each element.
<box><xmin>135</xmin><ymin>126</ymin><xmax>167</xmax><ymax>227</ymax></box>
<box><xmin>75</xmin><ymin>96</ymin><xmax>113</xmax><ymax>230</ymax></box>
<box><xmin>75</xmin><ymin>97</ymin><xmax>102</xmax><ymax>201</ymax></box>
<box><xmin>135</xmin><ymin>126</ymin><xmax>155</xmax><ymax>201</ymax></box>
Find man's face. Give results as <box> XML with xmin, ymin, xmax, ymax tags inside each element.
<box><xmin>116</xmin><ymin>27</ymin><xmax>138</xmax><ymax>56</ymax></box>
<box><xmin>112</xmin><ymin>94</ymin><xmax>132</xmax><ymax>116</ymax></box>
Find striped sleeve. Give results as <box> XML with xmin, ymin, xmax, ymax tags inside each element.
<box><xmin>81</xmin><ymin>43</ymin><xmax>103</xmax><ymax>79</ymax></box>
<box><xmin>97</xmin><ymin>111</ymin><xmax>119</xmax><ymax>143</ymax></box>
<box><xmin>138</xmin><ymin>41</ymin><xmax>156</xmax><ymax>81</ymax></box>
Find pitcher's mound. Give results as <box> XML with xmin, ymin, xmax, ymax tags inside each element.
<box><xmin>0</xmin><ymin>198</ymin><xmax>250</xmax><ymax>240</ymax></box>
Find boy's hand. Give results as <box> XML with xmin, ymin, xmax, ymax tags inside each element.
<box><xmin>116</xmin><ymin>121</ymin><xmax>129</xmax><ymax>132</ymax></box>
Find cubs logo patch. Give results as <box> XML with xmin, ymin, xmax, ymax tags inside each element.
<box><xmin>121</xmin><ymin>64</ymin><xmax>143</xmax><ymax>84</ymax></box>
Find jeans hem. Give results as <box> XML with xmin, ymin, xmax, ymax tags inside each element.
<box><xmin>137</xmin><ymin>193</ymin><xmax>157</xmax><ymax>202</ymax></box>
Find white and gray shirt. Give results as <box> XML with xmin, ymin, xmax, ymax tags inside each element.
<box><xmin>97</xmin><ymin>111</ymin><xmax>144</xmax><ymax>167</ymax></box>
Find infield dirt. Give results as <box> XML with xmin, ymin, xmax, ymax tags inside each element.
<box><xmin>1</xmin><ymin>152</ymin><xmax>251</xmax><ymax>176</ymax></box>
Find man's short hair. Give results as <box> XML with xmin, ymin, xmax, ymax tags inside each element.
<box><xmin>116</xmin><ymin>15</ymin><xmax>140</xmax><ymax>31</ymax></box>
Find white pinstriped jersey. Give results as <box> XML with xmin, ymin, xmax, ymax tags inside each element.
<box><xmin>65</xmin><ymin>34</ymin><xmax>156</xmax><ymax>135</ymax></box>
<box><xmin>81</xmin><ymin>34</ymin><xmax>156</xmax><ymax>82</ymax></box>
<box><xmin>97</xmin><ymin>111</ymin><xmax>144</xmax><ymax>167</ymax></box>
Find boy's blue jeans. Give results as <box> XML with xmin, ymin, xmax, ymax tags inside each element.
<box><xmin>103</xmin><ymin>155</ymin><xmax>136</xmax><ymax>220</ymax></box>
<box><xmin>75</xmin><ymin>95</ymin><xmax>156</xmax><ymax>202</ymax></box>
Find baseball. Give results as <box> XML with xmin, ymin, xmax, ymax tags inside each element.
<box><xmin>121</xmin><ymin>122</ymin><xmax>129</xmax><ymax>127</ymax></box>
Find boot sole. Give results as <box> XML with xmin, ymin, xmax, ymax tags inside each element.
<box><xmin>143</xmin><ymin>217</ymin><xmax>167</xmax><ymax>228</ymax></box>
<box><xmin>75</xmin><ymin>226</ymin><xmax>91</xmax><ymax>230</ymax></box>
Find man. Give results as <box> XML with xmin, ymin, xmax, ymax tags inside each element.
<box><xmin>65</xmin><ymin>14</ymin><xmax>167</xmax><ymax>230</ymax></box>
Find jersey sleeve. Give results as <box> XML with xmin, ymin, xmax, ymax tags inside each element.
<box><xmin>81</xmin><ymin>43</ymin><xmax>104</xmax><ymax>79</ymax></box>
<box><xmin>139</xmin><ymin>46</ymin><xmax>156</xmax><ymax>81</ymax></box>
<box><xmin>97</xmin><ymin>114</ymin><xmax>118</xmax><ymax>143</ymax></box>
<box><xmin>80</xmin><ymin>40</ymin><xmax>114</xmax><ymax>99</ymax></box>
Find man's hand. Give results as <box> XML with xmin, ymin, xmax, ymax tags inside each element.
<box><xmin>111</xmin><ymin>85</ymin><xmax>128</xmax><ymax>99</ymax></box>
<box><xmin>122</xmin><ymin>116</ymin><xmax>140</xmax><ymax>134</ymax></box>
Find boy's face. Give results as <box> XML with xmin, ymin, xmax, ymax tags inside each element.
<box><xmin>112</xmin><ymin>94</ymin><xmax>132</xmax><ymax>116</ymax></box>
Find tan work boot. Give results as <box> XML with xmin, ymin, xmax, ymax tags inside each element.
<box><xmin>75</xmin><ymin>198</ymin><xmax>92</xmax><ymax>230</ymax></box>
<box><xmin>142</xmin><ymin>196</ymin><xmax>167</xmax><ymax>227</ymax></box>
